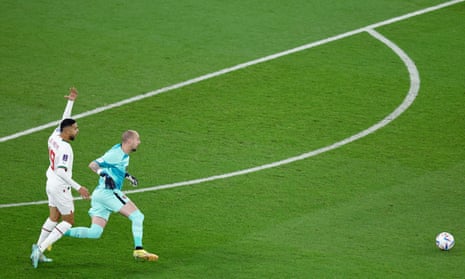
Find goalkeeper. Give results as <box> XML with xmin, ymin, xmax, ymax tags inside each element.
<box><xmin>65</xmin><ymin>130</ymin><xmax>158</xmax><ymax>261</ymax></box>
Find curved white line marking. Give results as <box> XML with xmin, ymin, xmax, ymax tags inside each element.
<box><xmin>125</xmin><ymin>28</ymin><xmax>420</xmax><ymax>194</ymax></box>
<box><xmin>0</xmin><ymin>29</ymin><xmax>420</xmax><ymax>209</ymax></box>
<box><xmin>1</xmin><ymin>0</ymin><xmax>461</xmax><ymax>143</ymax></box>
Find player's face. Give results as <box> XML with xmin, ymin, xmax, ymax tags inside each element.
<box><xmin>66</xmin><ymin>123</ymin><xmax>79</xmax><ymax>141</ymax></box>
<box><xmin>130</xmin><ymin>133</ymin><xmax>141</xmax><ymax>152</ymax></box>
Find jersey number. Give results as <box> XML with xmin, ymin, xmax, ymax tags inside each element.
<box><xmin>49</xmin><ymin>149</ymin><xmax>56</xmax><ymax>170</ymax></box>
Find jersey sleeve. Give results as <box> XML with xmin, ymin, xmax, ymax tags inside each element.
<box><xmin>55</xmin><ymin>143</ymin><xmax>73</xmax><ymax>171</ymax></box>
<box><xmin>94</xmin><ymin>150</ymin><xmax>118</xmax><ymax>168</ymax></box>
<box><xmin>56</xmin><ymin>168</ymin><xmax>81</xmax><ymax>190</ymax></box>
<box><xmin>51</xmin><ymin>100</ymin><xmax>75</xmax><ymax>136</ymax></box>
<box><xmin>62</xmin><ymin>100</ymin><xmax>75</xmax><ymax>120</ymax></box>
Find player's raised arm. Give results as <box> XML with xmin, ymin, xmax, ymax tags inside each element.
<box><xmin>61</xmin><ymin>87</ymin><xmax>78</xmax><ymax>120</ymax></box>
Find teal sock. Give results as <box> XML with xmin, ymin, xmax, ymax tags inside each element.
<box><xmin>65</xmin><ymin>224</ymin><xmax>103</xmax><ymax>239</ymax></box>
<box><xmin>128</xmin><ymin>210</ymin><xmax>144</xmax><ymax>248</ymax></box>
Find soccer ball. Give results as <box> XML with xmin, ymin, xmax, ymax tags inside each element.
<box><xmin>435</xmin><ymin>232</ymin><xmax>455</xmax><ymax>251</ymax></box>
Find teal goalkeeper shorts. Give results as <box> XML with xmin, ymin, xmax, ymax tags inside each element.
<box><xmin>88</xmin><ymin>188</ymin><xmax>132</xmax><ymax>221</ymax></box>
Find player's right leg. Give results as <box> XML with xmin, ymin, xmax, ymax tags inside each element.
<box><xmin>30</xmin><ymin>244</ymin><xmax>40</xmax><ymax>268</ymax></box>
<box><xmin>36</xmin><ymin>216</ymin><xmax>58</xmax><ymax>247</ymax></box>
<box><xmin>36</xmin><ymin>212</ymin><xmax>58</xmax><ymax>257</ymax></box>
<box><xmin>32</xmin><ymin>187</ymin><xmax>62</xmax><ymax>268</ymax></box>
<box><xmin>37</xmin><ymin>186</ymin><xmax>75</xmax><ymax>255</ymax></box>
<box><xmin>39</xmin><ymin>219</ymin><xmax>73</xmax><ymax>252</ymax></box>
<box><xmin>64</xmin><ymin>190</ymin><xmax>109</xmax><ymax>239</ymax></box>
<box><xmin>64</xmin><ymin>219</ymin><xmax>105</xmax><ymax>239</ymax></box>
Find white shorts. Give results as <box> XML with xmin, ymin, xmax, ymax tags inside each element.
<box><xmin>46</xmin><ymin>179</ymin><xmax>74</xmax><ymax>215</ymax></box>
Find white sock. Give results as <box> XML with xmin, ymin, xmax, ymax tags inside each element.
<box><xmin>37</xmin><ymin>218</ymin><xmax>58</xmax><ymax>245</ymax></box>
<box><xmin>38</xmin><ymin>221</ymin><xmax>72</xmax><ymax>253</ymax></box>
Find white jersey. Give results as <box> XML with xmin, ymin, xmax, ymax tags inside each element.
<box><xmin>46</xmin><ymin>129</ymin><xmax>74</xmax><ymax>186</ymax></box>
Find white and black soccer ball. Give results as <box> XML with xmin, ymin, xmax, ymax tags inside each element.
<box><xmin>436</xmin><ymin>232</ymin><xmax>455</xmax><ymax>251</ymax></box>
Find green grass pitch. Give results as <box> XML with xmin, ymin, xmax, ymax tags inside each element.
<box><xmin>1</xmin><ymin>0</ymin><xmax>465</xmax><ymax>278</ymax></box>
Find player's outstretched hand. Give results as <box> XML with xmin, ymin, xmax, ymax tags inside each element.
<box><xmin>65</xmin><ymin>87</ymin><xmax>78</xmax><ymax>101</ymax></box>
<box><xmin>79</xmin><ymin>186</ymin><xmax>90</xmax><ymax>199</ymax></box>
<box><xmin>125</xmin><ymin>173</ymin><xmax>138</xmax><ymax>187</ymax></box>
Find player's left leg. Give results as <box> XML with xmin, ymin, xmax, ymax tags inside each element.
<box><xmin>119</xmin><ymin>200</ymin><xmax>144</xmax><ymax>247</ymax></box>
<box><xmin>120</xmin><ymin>201</ymin><xmax>158</xmax><ymax>261</ymax></box>
<box><xmin>127</xmin><ymin>207</ymin><xmax>144</xmax><ymax>248</ymax></box>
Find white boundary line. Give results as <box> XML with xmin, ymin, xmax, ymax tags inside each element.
<box><xmin>0</xmin><ymin>28</ymin><xmax>420</xmax><ymax>209</ymax></box>
<box><xmin>124</xmin><ymin>28</ymin><xmax>421</xmax><ymax>195</ymax></box>
<box><xmin>0</xmin><ymin>0</ymin><xmax>462</xmax><ymax>143</ymax></box>
<box><xmin>0</xmin><ymin>0</ymin><xmax>462</xmax><ymax>208</ymax></box>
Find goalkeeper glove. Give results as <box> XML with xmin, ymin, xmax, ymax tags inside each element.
<box><xmin>98</xmin><ymin>171</ymin><xmax>116</xmax><ymax>189</ymax></box>
<box><xmin>125</xmin><ymin>173</ymin><xmax>138</xmax><ymax>187</ymax></box>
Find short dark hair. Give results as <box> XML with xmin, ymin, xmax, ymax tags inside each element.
<box><xmin>60</xmin><ymin>118</ymin><xmax>76</xmax><ymax>132</ymax></box>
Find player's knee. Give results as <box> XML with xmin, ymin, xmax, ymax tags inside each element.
<box><xmin>88</xmin><ymin>223</ymin><xmax>104</xmax><ymax>239</ymax></box>
<box><xmin>129</xmin><ymin>210</ymin><xmax>144</xmax><ymax>223</ymax></box>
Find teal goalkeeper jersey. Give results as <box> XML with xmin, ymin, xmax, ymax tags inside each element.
<box><xmin>94</xmin><ymin>143</ymin><xmax>129</xmax><ymax>190</ymax></box>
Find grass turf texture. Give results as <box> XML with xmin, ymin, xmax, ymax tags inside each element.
<box><xmin>1</xmin><ymin>0</ymin><xmax>465</xmax><ymax>278</ymax></box>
